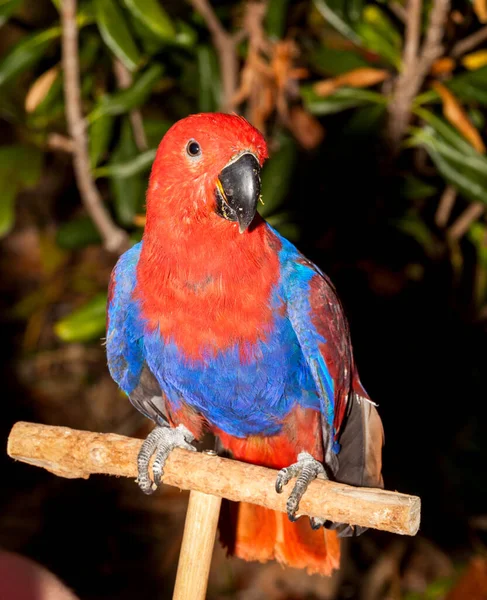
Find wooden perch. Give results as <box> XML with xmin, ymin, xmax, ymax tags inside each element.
<box><xmin>7</xmin><ymin>422</ymin><xmax>420</xmax><ymax>536</ymax></box>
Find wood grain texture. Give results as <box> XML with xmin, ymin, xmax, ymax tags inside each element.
<box><xmin>7</xmin><ymin>422</ymin><xmax>421</xmax><ymax>536</ymax></box>
<box><xmin>173</xmin><ymin>489</ymin><xmax>222</xmax><ymax>600</ymax></box>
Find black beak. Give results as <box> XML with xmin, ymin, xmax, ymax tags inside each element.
<box><xmin>215</xmin><ymin>153</ymin><xmax>261</xmax><ymax>233</ymax></box>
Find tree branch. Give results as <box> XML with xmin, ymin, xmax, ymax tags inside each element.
<box><xmin>418</xmin><ymin>0</ymin><xmax>450</xmax><ymax>72</ymax></box>
<box><xmin>113</xmin><ymin>59</ymin><xmax>148</xmax><ymax>152</ymax></box>
<box><xmin>435</xmin><ymin>185</ymin><xmax>457</xmax><ymax>227</ymax></box>
<box><xmin>448</xmin><ymin>202</ymin><xmax>484</xmax><ymax>240</ymax></box>
<box><xmin>61</xmin><ymin>0</ymin><xmax>129</xmax><ymax>254</ymax></box>
<box><xmin>7</xmin><ymin>421</ymin><xmax>421</xmax><ymax>537</ymax></box>
<box><xmin>46</xmin><ymin>133</ymin><xmax>74</xmax><ymax>153</ymax></box>
<box><xmin>451</xmin><ymin>25</ymin><xmax>487</xmax><ymax>58</ymax></box>
<box><xmin>403</xmin><ymin>0</ymin><xmax>423</xmax><ymax>73</ymax></box>
<box><xmin>188</xmin><ymin>0</ymin><xmax>238</xmax><ymax>112</ymax></box>
<box><xmin>388</xmin><ymin>0</ymin><xmax>451</xmax><ymax>150</ymax></box>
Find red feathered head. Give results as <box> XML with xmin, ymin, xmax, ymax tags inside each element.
<box><xmin>146</xmin><ymin>113</ymin><xmax>268</xmax><ymax>233</ymax></box>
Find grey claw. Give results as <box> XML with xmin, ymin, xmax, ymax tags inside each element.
<box><xmin>137</xmin><ymin>424</ymin><xmax>195</xmax><ymax>494</ymax></box>
<box><xmin>275</xmin><ymin>451</ymin><xmax>327</xmax><ymax>522</ymax></box>
<box><xmin>275</xmin><ymin>467</ymin><xmax>294</xmax><ymax>493</ymax></box>
<box><xmin>310</xmin><ymin>516</ymin><xmax>325</xmax><ymax>530</ymax></box>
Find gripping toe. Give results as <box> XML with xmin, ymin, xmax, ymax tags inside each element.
<box><xmin>137</xmin><ymin>424</ymin><xmax>195</xmax><ymax>494</ymax></box>
<box><xmin>275</xmin><ymin>452</ymin><xmax>327</xmax><ymax>522</ymax></box>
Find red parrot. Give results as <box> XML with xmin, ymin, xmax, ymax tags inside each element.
<box><xmin>106</xmin><ymin>113</ymin><xmax>384</xmax><ymax>575</ymax></box>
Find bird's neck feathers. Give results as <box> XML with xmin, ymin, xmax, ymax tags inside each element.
<box><xmin>135</xmin><ymin>179</ymin><xmax>282</xmax><ymax>359</ymax></box>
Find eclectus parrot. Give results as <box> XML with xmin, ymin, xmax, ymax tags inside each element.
<box><xmin>106</xmin><ymin>113</ymin><xmax>384</xmax><ymax>576</ymax></box>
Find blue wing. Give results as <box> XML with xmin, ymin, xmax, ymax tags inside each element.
<box><xmin>106</xmin><ymin>242</ymin><xmax>167</xmax><ymax>425</ymax></box>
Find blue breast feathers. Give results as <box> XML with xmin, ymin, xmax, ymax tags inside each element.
<box><xmin>143</xmin><ymin>273</ymin><xmax>320</xmax><ymax>437</ymax></box>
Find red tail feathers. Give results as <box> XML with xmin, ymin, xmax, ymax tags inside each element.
<box><xmin>220</xmin><ymin>501</ymin><xmax>340</xmax><ymax>576</ymax></box>
<box><xmin>215</xmin><ymin>406</ymin><xmax>339</xmax><ymax>575</ymax></box>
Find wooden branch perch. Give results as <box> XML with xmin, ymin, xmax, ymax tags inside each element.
<box><xmin>7</xmin><ymin>422</ymin><xmax>420</xmax><ymax>536</ymax></box>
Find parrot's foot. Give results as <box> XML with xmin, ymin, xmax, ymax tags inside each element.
<box><xmin>275</xmin><ymin>451</ymin><xmax>327</xmax><ymax>523</ymax></box>
<box><xmin>137</xmin><ymin>424</ymin><xmax>196</xmax><ymax>495</ymax></box>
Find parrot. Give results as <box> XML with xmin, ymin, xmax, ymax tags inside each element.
<box><xmin>106</xmin><ymin>113</ymin><xmax>384</xmax><ymax>576</ymax></box>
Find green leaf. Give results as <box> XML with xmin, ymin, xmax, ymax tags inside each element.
<box><xmin>94</xmin><ymin>148</ymin><xmax>156</xmax><ymax>179</ymax></box>
<box><xmin>411</xmin><ymin>129</ymin><xmax>487</xmax><ymax>205</ymax></box>
<box><xmin>129</xmin><ymin>15</ymin><xmax>166</xmax><ymax>55</ymax></box>
<box><xmin>469</xmin><ymin>223</ymin><xmax>487</xmax><ymax>308</ymax></box>
<box><xmin>21</xmin><ymin>146</ymin><xmax>43</xmax><ymax>187</ymax></box>
<box><xmin>301</xmin><ymin>85</ymin><xmax>386</xmax><ymax>115</ymax></box>
<box><xmin>0</xmin><ymin>0</ymin><xmax>22</xmax><ymax>28</ymax></box>
<box><xmin>54</xmin><ymin>293</ymin><xmax>107</xmax><ymax>342</ymax></box>
<box><xmin>0</xmin><ymin>145</ymin><xmax>43</xmax><ymax>237</ymax></box>
<box><xmin>348</xmin><ymin>0</ymin><xmax>364</xmax><ymax>23</ymax></box>
<box><xmin>122</xmin><ymin>0</ymin><xmax>175</xmax><ymax>41</ymax></box>
<box><xmin>109</xmin><ymin>118</ymin><xmax>146</xmax><ymax>226</ymax></box>
<box><xmin>414</xmin><ymin>89</ymin><xmax>439</xmax><ymax>107</ymax></box>
<box><xmin>447</xmin><ymin>66</ymin><xmax>487</xmax><ymax>106</ymax></box>
<box><xmin>89</xmin><ymin>114</ymin><xmax>115</xmax><ymax>168</ymax></box>
<box><xmin>429</xmin><ymin>148</ymin><xmax>487</xmax><ymax>205</ymax></box>
<box><xmin>469</xmin><ymin>106</ymin><xmax>485</xmax><ymax>129</ymax></box>
<box><xmin>143</xmin><ymin>118</ymin><xmax>172</xmax><ymax>148</ymax></box>
<box><xmin>79</xmin><ymin>31</ymin><xmax>102</xmax><ymax>70</ymax></box>
<box><xmin>56</xmin><ymin>216</ymin><xmax>102</xmax><ymax>249</ymax></box>
<box><xmin>0</xmin><ymin>175</ymin><xmax>19</xmax><ymax>238</ymax></box>
<box><xmin>0</xmin><ymin>27</ymin><xmax>60</xmax><ymax>88</ymax></box>
<box><xmin>399</xmin><ymin>175</ymin><xmax>437</xmax><ymax>200</ymax></box>
<box><xmin>362</xmin><ymin>6</ymin><xmax>401</xmax><ymax>50</ymax></box>
<box><xmin>415</xmin><ymin>108</ymin><xmax>480</xmax><ymax>155</ymax></box>
<box><xmin>88</xmin><ymin>63</ymin><xmax>163</xmax><ymax>123</ymax></box>
<box><xmin>259</xmin><ymin>134</ymin><xmax>297</xmax><ymax>218</ymax></box>
<box><xmin>468</xmin><ymin>223</ymin><xmax>487</xmax><ymax>269</ymax></box>
<box><xmin>265</xmin><ymin>0</ymin><xmax>290</xmax><ymax>38</ymax></box>
<box><xmin>356</xmin><ymin>6</ymin><xmax>401</xmax><ymax>68</ymax></box>
<box><xmin>173</xmin><ymin>20</ymin><xmax>197</xmax><ymax>48</ymax></box>
<box><xmin>312</xmin><ymin>0</ymin><xmax>362</xmax><ymax>44</ymax></box>
<box><xmin>394</xmin><ymin>210</ymin><xmax>438</xmax><ymax>257</ymax></box>
<box><xmin>0</xmin><ymin>8</ymin><xmax>93</xmax><ymax>88</ymax></box>
<box><xmin>94</xmin><ymin>0</ymin><xmax>140</xmax><ymax>71</ymax></box>
<box><xmin>342</xmin><ymin>102</ymin><xmax>386</xmax><ymax>135</ymax></box>
<box><xmin>197</xmin><ymin>45</ymin><xmax>220</xmax><ymax>112</ymax></box>
<box><xmin>308</xmin><ymin>45</ymin><xmax>371</xmax><ymax>77</ymax></box>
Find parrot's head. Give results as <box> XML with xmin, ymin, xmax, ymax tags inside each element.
<box><xmin>146</xmin><ymin>113</ymin><xmax>268</xmax><ymax>234</ymax></box>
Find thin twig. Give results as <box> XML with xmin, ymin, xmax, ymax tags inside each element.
<box><xmin>418</xmin><ymin>0</ymin><xmax>451</xmax><ymax>72</ymax></box>
<box><xmin>61</xmin><ymin>0</ymin><xmax>129</xmax><ymax>254</ymax></box>
<box><xmin>448</xmin><ymin>202</ymin><xmax>484</xmax><ymax>240</ymax></box>
<box><xmin>387</xmin><ymin>0</ymin><xmax>424</xmax><ymax>149</ymax></box>
<box><xmin>388</xmin><ymin>0</ymin><xmax>451</xmax><ymax>150</ymax></box>
<box><xmin>435</xmin><ymin>185</ymin><xmax>457</xmax><ymax>227</ymax></box>
<box><xmin>188</xmin><ymin>0</ymin><xmax>238</xmax><ymax>112</ymax></box>
<box><xmin>390</xmin><ymin>1</ymin><xmax>408</xmax><ymax>22</ymax></box>
<box><xmin>7</xmin><ymin>421</ymin><xmax>421</xmax><ymax>536</ymax></box>
<box><xmin>113</xmin><ymin>59</ymin><xmax>148</xmax><ymax>151</ymax></box>
<box><xmin>451</xmin><ymin>25</ymin><xmax>487</xmax><ymax>58</ymax></box>
<box><xmin>46</xmin><ymin>133</ymin><xmax>74</xmax><ymax>153</ymax></box>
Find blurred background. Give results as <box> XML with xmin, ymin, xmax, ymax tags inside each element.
<box><xmin>1</xmin><ymin>0</ymin><xmax>487</xmax><ymax>598</ymax></box>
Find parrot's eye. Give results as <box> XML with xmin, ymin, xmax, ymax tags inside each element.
<box><xmin>186</xmin><ymin>140</ymin><xmax>201</xmax><ymax>157</ymax></box>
